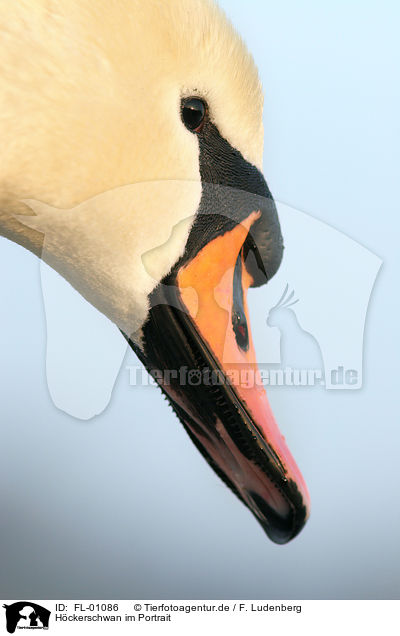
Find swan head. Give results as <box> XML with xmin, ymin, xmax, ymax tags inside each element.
<box><xmin>2</xmin><ymin>0</ymin><xmax>310</xmax><ymax>542</ymax></box>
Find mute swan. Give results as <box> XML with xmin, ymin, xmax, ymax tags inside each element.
<box><xmin>0</xmin><ymin>0</ymin><xmax>310</xmax><ymax>543</ymax></box>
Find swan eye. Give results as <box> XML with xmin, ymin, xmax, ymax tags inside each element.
<box><xmin>181</xmin><ymin>97</ymin><xmax>207</xmax><ymax>132</ymax></box>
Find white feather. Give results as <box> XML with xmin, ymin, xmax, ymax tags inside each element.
<box><xmin>0</xmin><ymin>0</ymin><xmax>264</xmax><ymax>335</ymax></box>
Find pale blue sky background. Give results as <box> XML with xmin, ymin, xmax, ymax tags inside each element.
<box><xmin>1</xmin><ymin>1</ymin><xmax>399</xmax><ymax>599</ymax></box>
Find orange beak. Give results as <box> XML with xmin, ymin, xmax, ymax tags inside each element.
<box><xmin>174</xmin><ymin>211</ymin><xmax>310</xmax><ymax>542</ymax></box>
<box><xmin>128</xmin><ymin>208</ymin><xmax>310</xmax><ymax>543</ymax></box>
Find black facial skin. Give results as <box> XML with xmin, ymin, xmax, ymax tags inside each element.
<box><xmin>123</xmin><ymin>98</ymin><xmax>308</xmax><ymax>543</ymax></box>
<box><xmin>176</xmin><ymin>98</ymin><xmax>283</xmax><ymax>285</ymax></box>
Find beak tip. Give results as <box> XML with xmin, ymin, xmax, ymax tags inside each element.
<box><xmin>248</xmin><ymin>482</ymin><xmax>310</xmax><ymax>544</ymax></box>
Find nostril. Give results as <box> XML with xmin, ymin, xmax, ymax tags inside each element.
<box><xmin>232</xmin><ymin>252</ymin><xmax>249</xmax><ymax>352</ymax></box>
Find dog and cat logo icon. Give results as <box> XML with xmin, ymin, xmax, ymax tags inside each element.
<box><xmin>2</xmin><ymin>603</ymin><xmax>50</xmax><ymax>633</ymax></box>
